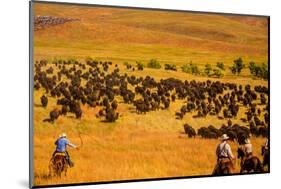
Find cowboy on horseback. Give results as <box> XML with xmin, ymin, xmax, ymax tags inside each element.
<box><xmin>237</xmin><ymin>137</ymin><xmax>264</xmax><ymax>173</ymax></box>
<box><xmin>240</xmin><ymin>138</ymin><xmax>253</xmax><ymax>158</ymax></box>
<box><xmin>212</xmin><ymin>134</ymin><xmax>235</xmax><ymax>175</ymax></box>
<box><xmin>52</xmin><ymin>133</ymin><xmax>77</xmax><ymax>167</ymax></box>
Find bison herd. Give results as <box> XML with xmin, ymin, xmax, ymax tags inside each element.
<box><xmin>184</xmin><ymin>120</ymin><xmax>268</xmax><ymax>144</ymax></box>
<box><xmin>34</xmin><ymin>58</ymin><xmax>269</xmax><ymax>139</ymax></box>
<box><xmin>34</xmin><ymin>16</ymin><xmax>80</xmax><ymax>31</ymax></box>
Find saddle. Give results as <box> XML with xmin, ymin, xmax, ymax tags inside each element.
<box><xmin>218</xmin><ymin>158</ymin><xmax>234</xmax><ymax>169</ymax></box>
<box><xmin>219</xmin><ymin>158</ymin><xmax>231</xmax><ymax>163</ymax></box>
<box><xmin>245</xmin><ymin>153</ymin><xmax>253</xmax><ymax>160</ymax></box>
<box><xmin>53</xmin><ymin>152</ymin><xmax>66</xmax><ymax>157</ymax></box>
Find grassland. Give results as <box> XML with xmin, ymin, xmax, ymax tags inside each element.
<box><xmin>34</xmin><ymin>3</ymin><xmax>268</xmax><ymax>66</ymax></box>
<box><xmin>33</xmin><ymin>2</ymin><xmax>268</xmax><ymax>186</ymax></box>
<box><xmin>34</xmin><ymin>84</ymin><xmax>267</xmax><ymax>185</ymax></box>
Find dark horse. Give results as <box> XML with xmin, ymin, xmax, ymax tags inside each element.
<box><xmin>49</xmin><ymin>152</ymin><xmax>68</xmax><ymax>177</ymax></box>
<box><xmin>212</xmin><ymin>158</ymin><xmax>235</xmax><ymax>175</ymax></box>
<box><xmin>261</xmin><ymin>146</ymin><xmax>269</xmax><ymax>167</ymax></box>
<box><xmin>237</xmin><ymin>147</ymin><xmax>264</xmax><ymax>173</ymax></box>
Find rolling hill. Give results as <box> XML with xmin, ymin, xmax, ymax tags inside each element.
<box><xmin>34</xmin><ymin>3</ymin><xmax>268</xmax><ymax>67</ymax></box>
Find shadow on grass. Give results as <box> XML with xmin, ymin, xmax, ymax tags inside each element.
<box><xmin>34</xmin><ymin>103</ymin><xmax>42</xmax><ymax>107</ymax></box>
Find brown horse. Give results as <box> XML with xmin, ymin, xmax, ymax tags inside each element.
<box><xmin>237</xmin><ymin>147</ymin><xmax>264</xmax><ymax>173</ymax></box>
<box><xmin>212</xmin><ymin>158</ymin><xmax>235</xmax><ymax>175</ymax></box>
<box><xmin>49</xmin><ymin>152</ymin><xmax>68</xmax><ymax>177</ymax></box>
<box><xmin>261</xmin><ymin>146</ymin><xmax>269</xmax><ymax>167</ymax></box>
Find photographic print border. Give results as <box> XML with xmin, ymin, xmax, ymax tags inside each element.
<box><xmin>29</xmin><ymin>1</ymin><xmax>270</xmax><ymax>188</ymax></box>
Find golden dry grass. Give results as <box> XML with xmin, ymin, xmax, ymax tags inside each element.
<box><xmin>32</xmin><ymin>2</ymin><xmax>269</xmax><ymax>187</ymax></box>
<box><xmin>34</xmin><ymin>129</ymin><xmax>266</xmax><ymax>186</ymax></box>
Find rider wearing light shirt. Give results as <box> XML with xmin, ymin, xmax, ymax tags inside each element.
<box><xmin>242</xmin><ymin>138</ymin><xmax>253</xmax><ymax>158</ymax></box>
<box><xmin>212</xmin><ymin>134</ymin><xmax>235</xmax><ymax>175</ymax></box>
<box><xmin>216</xmin><ymin>134</ymin><xmax>235</xmax><ymax>160</ymax></box>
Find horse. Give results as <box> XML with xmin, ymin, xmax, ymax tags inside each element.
<box><xmin>237</xmin><ymin>147</ymin><xmax>264</xmax><ymax>173</ymax></box>
<box><xmin>261</xmin><ymin>146</ymin><xmax>269</xmax><ymax>167</ymax></box>
<box><xmin>49</xmin><ymin>152</ymin><xmax>68</xmax><ymax>177</ymax></box>
<box><xmin>212</xmin><ymin>158</ymin><xmax>235</xmax><ymax>175</ymax></box>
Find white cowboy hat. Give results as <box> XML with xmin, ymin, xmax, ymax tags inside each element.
<box><xmin>221</xmin><ymin>134</ymin><xmax>229</xmax><ymax>140</ymax></box>
<box><xmin>61</xmin><ymin>133</ymin><xmax>67</xmax><ymax>138</ymax></box>
<box><xmin>245</xmin><ymin>138</ymin><xmax>251</xmax><ymax>144</ymax></box>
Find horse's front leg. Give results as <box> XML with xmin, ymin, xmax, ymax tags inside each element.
<box><xmin>239</xmin><ymin>159</ymin><xmax>245</xmax><ymax>173</ymax></box>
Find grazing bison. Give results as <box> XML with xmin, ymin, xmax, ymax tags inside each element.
<box><xmin>48</xmin><ymin>109</ymin><xmax>60</xmax><ymax>122</ymax></box>
<box><xmin>105</xmin><ymin>108</ymin><xmax>119</xmax><ymax>122</ymax></box>
<box><xmin>41</xmin><ymin>95</ymin><xmax>48</xmax><ymax>107</ymax></box>
<box><xmin>34</xmin><ymin>59</ymin><xmax>269</xmax><ymax>137</ymax></box>
<box><xmin>183</xmin><ymin>124</ymin><xmax>196</xmax><ymax>138</ymax></box>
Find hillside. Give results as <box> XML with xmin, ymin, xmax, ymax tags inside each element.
<box><xmin>34</xmin><ymin>3</ymin><xmax>268</xmax><ymax>67</ymax></box>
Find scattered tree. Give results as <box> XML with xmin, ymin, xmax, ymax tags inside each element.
<box><xmin>216</xmin><ymin>62</ymin><xmax>225</xmax><ymax>70</ymax></box>
<box><xmin>204</xmin><ymin>64</ymin><xmax>212</xmax><ymax>76</ymax></box>
<box><xmin>248</xmin><ymin>61</ymin><xmax>268</xmax><ymax>80</ymax></box>
<box><xmin>229</xmin><ymin>57</ymin><xmax>245</xmax><ymax>75</ymax></box>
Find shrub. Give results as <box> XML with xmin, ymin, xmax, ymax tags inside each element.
<box><xmin>181</xmin><ymin>62</ymin><xmax>200</xmax><ymax>75</ymax></box>
<box><xmin>248</xmin><ymin>62</ymin><xmax>260</xmax><ymax>76</ymax></box>
<box><xmin>229</xmin><ymin>57</ymin><xmax>245</xmax><ymax>75</ymax></box>
<box><xmin>204</xmin><ymin>64</ymin><xmax>212</xmax><ymax>76</ymax></box>
<box><xmin>136</xmin><ymin>61</ymin><xmax>144</xmax><ymax>70</ymax></box>
<box><xmin>181</xmin><ymin>64</ymin><xmax>191</xmax><ymax>73</ymax></box>
<box><xmin>248</xmin><ymin>62</ymin><xmax>268</xmax><ymax>80</ymax></box>
<box><xmin>147</xmin><ymin>59</ymin><xmax>161</xmax><ymax>69</ymax></box>
<box><xmin>216</xmin><ymin>62</ymin><xmax>225</xmax><ymax>70</ymax></box>
<box><xmin>190</xmin><ymin>63</ymin><xmax>200</xmax><ymax>75</ymax></box>
<box><xmin>212</xmin><ymin>68</ymin><xmax>224</xmax><ymax>78</ymax></box>
<box><xmin>164</xmin><ymin>63</ymin><xmax>177</xmax><ymax>71</ymax></box>
<box><xmin>261</xmin><ymin>63</ymin><xmax>268</xmax><ymax>79</ymax></box>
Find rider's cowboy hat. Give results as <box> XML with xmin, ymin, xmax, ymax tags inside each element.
<box><xmin>60</xmin><ymin>133</ymin><xmax>67</xmax><ymax>138</ymax></box>
<box><xmin>221</xmin><ymin>134</ymin><xmax>229</xmax><ymax>141</ymax></box>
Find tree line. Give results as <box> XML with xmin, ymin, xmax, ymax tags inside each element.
<box><xmin>123</xmin><ymin>57</ymin><xmax>268</xmax><ymax>80</ymax></box>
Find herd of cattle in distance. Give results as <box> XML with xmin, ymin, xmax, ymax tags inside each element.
<box><xmin>34</xmin><ymin>16</ymin><xmax>80</xmax><ymax>31</ymax></box>
<box><xmin>34</xmin><ymin>59</ymin><xmax>269</xmax><ymax>144</ymax></box>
